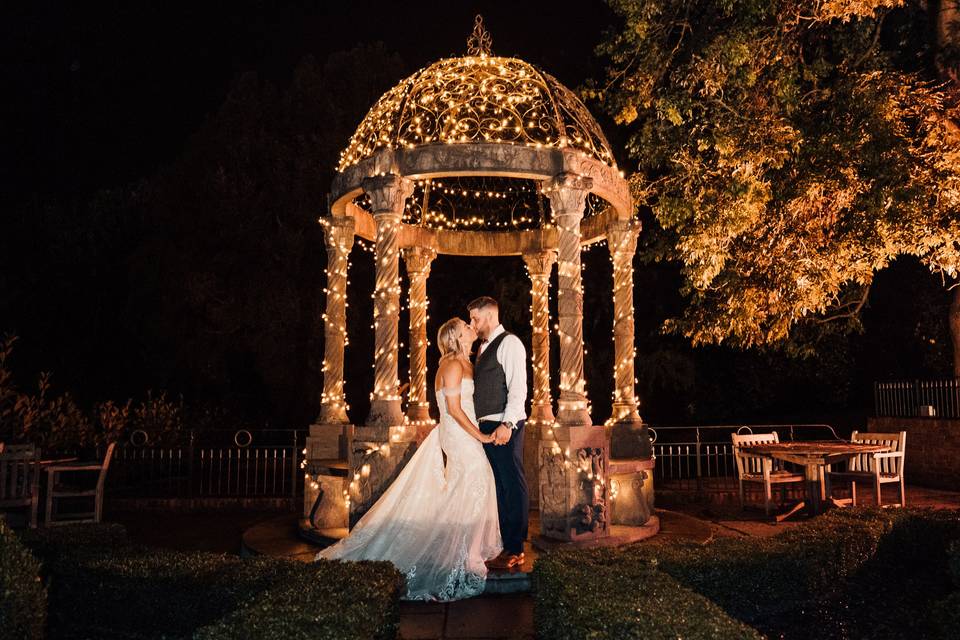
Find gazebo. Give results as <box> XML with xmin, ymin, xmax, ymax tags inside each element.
<box><xmin>305</xmin><ymin>18</ymin><xmax>654</xmax><ymax>544</ymax></box>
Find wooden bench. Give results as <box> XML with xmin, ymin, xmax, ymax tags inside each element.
<box><xmin>0</xmin><ymin>444</ymin><xmax>41</xmax><ymax>528</ymax></box>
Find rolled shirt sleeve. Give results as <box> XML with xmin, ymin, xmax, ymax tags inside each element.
<box><xmin>498</xmin><ymin>334</ymin><xmax>528</xmax><ymax>426</ymax></box>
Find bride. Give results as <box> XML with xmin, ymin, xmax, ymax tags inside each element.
<box><xmin>316</xmin><ymin>317</ymin><xmax>502</xmax><ymax>601</ymax></box>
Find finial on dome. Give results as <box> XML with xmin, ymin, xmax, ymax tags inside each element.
<box><xmin>466</xmin><ymin>14</ymin><xmax>493</xmax><ymax>56</ymax></box>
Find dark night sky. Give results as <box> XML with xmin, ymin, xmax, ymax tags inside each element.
<box><xmin>3</xmin><ymin>0</ymin><xmax>616</xmax><ymax>198</ymax></box>
<box><xmin>1</xmin><ymin>1</ymin><xmax>952</xmax><ymax>431</ymax></box>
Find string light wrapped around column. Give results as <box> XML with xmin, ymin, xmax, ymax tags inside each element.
<box><xmin>542</xmin><ymin>172</ymin><xmax>593</xmax><ymax>428</ymax></box>
<box><xmin>607</xmin><ymin>219</ymin><xmax>642</xmax><ymax>425</ymax></box>
<box><xmin>402</xmin><ymin>246</ymin><xmax>437</xmax><ymax>434</ymax></box>
<box><xmin>317</xmin><ymin>216</ymin><xmax>355</xmax><ymax>425</ymax></box>
<box><xmin>363</xmin><ymin>174</ymin><xmax>414</xmax><ymax>428</ymax></box>
<box><xmin>522</xmin><ymin>249</ymin><xmax>557</xmax><ymax>432</ymax></box>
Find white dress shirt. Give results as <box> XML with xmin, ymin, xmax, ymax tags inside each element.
<box><xmin>477</xmin><ymin>324</ymin><xmax>528</xmax><ymax>426</ymax></box>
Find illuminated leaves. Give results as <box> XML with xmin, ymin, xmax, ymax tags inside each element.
<box><xmin>596</xmin><ymin>0</ymin><xmax>960</xmax><ymax>348</ymax></box>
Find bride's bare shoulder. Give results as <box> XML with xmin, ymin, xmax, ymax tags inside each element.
<box><xmin>436</xmin><ymin>356</ymin><xmax>464</xmax><ymax>380</ymax></box>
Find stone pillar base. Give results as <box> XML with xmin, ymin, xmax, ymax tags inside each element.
<box><xmin>607</xmin><ymin>419</ymin><xmax>652</xmax><ymax>460</ymax></box>
<box><xmin>523</xmin><ymin>420</ymin><xmax>542</xmax><ymax>509</ymax></box>
<box><xmin>538</xmin><ymin>425</ymin><xmax>610</xmax><ymax>542</ymax></box>
<box><xmin>348</xmin><ymin>425</ymin><xmax>417</xmax><ymax>527</ymax></box>
<box><xmin>307</xmin><ymin>423</ymin><xmax>353</xmax><ymax>460</ymax></box>
<box><xmin>365</xmin><ymin>399</ymin><xmax>405</xmax><ymax>430</ymax></box>
<box><xmin>609</xmin><ymin>458</ymin><xmax>655</xmax><ymax>526</ymax></box>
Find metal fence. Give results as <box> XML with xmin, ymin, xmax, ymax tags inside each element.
<box><xmin>874</xmin><ymin>379</ymin><xmax>960</xmax><ymax>419</ymax></box>
<box><xmin>96</xmin><ymin>423</ymin><xmax>845</xmax><ymax>501</ymax></box>
<box><xmin>648</xmin><ymin>423</ymin><xmax>841</xmax><ymax>492</ymax></box>
<box><xmin>103</xmin><ymin>429</ymin><xmax>304</xmax><ymax>500</ymax></box>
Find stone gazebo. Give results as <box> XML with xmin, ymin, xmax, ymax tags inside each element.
<box><xmin>305</xmin><ymin>19</ymin><xmax>655</xmax><ymax>544</ymax></box>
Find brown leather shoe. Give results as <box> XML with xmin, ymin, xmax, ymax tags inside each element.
<box><xmin>507</xmin><ymin>552</ymin><xmax>525</xmax><ymax>568</ymax></box>
<box><xmin>485</xmin><ymin>553</ymin><xmax>513</xmax><ymax>570</ymax></box>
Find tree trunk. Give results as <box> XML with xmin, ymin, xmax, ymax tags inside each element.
<box><xmin>935</xmin><ymin>1</ymin><xmax>960</xmax><ymax>83</ymax></box>
<box><xmin>951</xmin><ymin>286</ymin><xmax>960</xmax><ymax>378</ymax></box>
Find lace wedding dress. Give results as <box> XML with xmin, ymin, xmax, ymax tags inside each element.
<box><xmin>316</xmin><ymin>379</ymin><xmax>502</xmax><ymax>601</ymax></box>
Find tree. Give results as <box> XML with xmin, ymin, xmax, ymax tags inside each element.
<box><xmin>592</xmin><ymin>0</ymin><xmax>960</xmax><ymax>375</ymax></box>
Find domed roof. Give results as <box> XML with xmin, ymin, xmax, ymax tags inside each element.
<box><xmin>337</xmin><ymin>54</ymin><xmax>617</xmax><ymax>172</ymax></box>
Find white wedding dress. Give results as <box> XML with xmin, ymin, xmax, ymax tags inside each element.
<box><xmin>316</xmin><ymin>379</ymin><xmax>502</xmax><ymax>601</ymax></box>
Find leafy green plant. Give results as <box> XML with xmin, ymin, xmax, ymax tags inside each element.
<box><xmin>0</xmin><ymin>518</ymin><xmax>46</xmax><ymax>640</ymax></box>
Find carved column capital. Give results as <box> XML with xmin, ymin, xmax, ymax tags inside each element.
<box><xmin>606</xmin><ymin>219</ymin><xmax>640</xmax><ymax>262</ymax></box>
<box><xmin>402</xmin><ymin>246</ymin><xmax>437</xmax><ymax>277</ymax></box>
<box><xmin>322</xmin><ymin>216</ymin><xmax>356</xmax><ymax>254</ymax></box>
<box><xmin>542</xmin><ymin>172</ymin><xmax>593</xmax><ymax>216</ymax></box>
<box><xmin>361</xmin><ymin>174</ymin><xmax>414</xmax><ymax>214</ymax></box>
<box><xmin>522</xmin><ymin>250</ymin><xmax>557</xmax><ymax>279</ymax></box>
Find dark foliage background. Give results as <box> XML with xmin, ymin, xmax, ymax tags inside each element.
<box><xmin>1</xmin><ymin>1</ymin><xmax>952</xmax><ymax>435</ymax></box>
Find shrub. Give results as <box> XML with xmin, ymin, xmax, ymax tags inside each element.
<box><xmin>534</xmin><ymin>548</ymin><xmax>761</xmax><ymax>640</ymax></box>
<box><xmin>534</xmin><ymin>509</ymin><xmax>960</xmax><ymax>640</ymax></box>
<box><xmin>24</xmin><ymin>523</ymin><xmax>403</xmax><ymax>639</ymax></box>
<box><xmin>0</xmin><ymin>518</ymin><xmax>46</xmax><ymax>640</ymax></box>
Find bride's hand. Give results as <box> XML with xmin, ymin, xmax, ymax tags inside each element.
<box><xmin>480</xmin><ymin>433</ymin><xmax>495</xmax><ymax>444</ymax></box>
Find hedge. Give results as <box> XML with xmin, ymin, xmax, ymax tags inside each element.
<box><xmin>0</xmin><ymin>518</ymin><xmax>46</xmax><ymax>640</ymax></box>
<box><xmin>535</xmin><ymin>548</ymin><xmax>762</xmax><ymax>639</ymax></box>
<box><xmin>534</xmin><ymin>509</ymin><xmax>960</xmax><ymax>640</ymax></box>
<box><xmin>21</xmin><ymin>523</ymin><xmax>404</xmax><ymax>640</ymax></box>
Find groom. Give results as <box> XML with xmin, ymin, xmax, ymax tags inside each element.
<box><xmin>467</xmin><ymin>296</ymin><xmax>529</xmax><ymax>570</ymax></box>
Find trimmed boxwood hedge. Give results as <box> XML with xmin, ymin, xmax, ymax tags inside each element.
<box><xmin>534</xmin><ymin>509</ymin><xmax>960</xmax><ymax>640</ymax></box>
<box><xmin>20</xmin><ymin>523</ymin><xmax>404</xmax><ymax>640</ymax></box>
<box><xmin>535</xmin><ymin>548</ymin><xmax>762</xmax><ymax>639</ymax></box>
<box><xmin>0</xmin><ymin>518</ymin><xmax>46</xmax><ymax>640</ymax></box>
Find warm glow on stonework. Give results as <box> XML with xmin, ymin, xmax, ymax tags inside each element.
<box><xmin>306</xmin><ymin>16</ymin><xmax>648</xmax><ymax>549</ymax></box>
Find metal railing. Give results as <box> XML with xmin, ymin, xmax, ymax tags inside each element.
<box><xmin>648</xmin><ymin>423</ymin><xmax>841</xmax><ymax>492</ymax></box>
<box><xmin>103</xmin><ymin>428</ymin><xmax>305</xmax><ymax>500</ymax></box>
<box><xmin>874</xmin><ymin>379</ymin><xmax>960</xmax><ymax>419</ymax></box>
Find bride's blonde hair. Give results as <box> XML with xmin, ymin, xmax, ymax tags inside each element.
<box><xmin>437</xmin><ymin>318</ymin><xmax>464</xmax><ymax>358</ymax></box>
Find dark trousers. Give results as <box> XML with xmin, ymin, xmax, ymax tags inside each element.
<box><xmin>479</xmin><ymin>419</ymin><xmax>529</xmax><ymax>554</ymax></box>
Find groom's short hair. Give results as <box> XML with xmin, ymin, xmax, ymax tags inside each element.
<box><xmin>467</xmin><ymin>296</ymin><xmax>498</xmax><ymax>312</ymax></box>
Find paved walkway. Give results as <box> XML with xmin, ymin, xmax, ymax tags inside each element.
<box><xmin>400</xmin><ymin>594</ymin><xmax>534</xmax><ymax>640</ymax></box>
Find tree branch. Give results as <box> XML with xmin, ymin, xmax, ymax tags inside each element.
<box><xmin>814</xmin><ymin>284</ymin><xmax>872</xmax><ymax>324</ymax></box>
<box><xmin>851</xmin><ymin>12</ymin><xmax>887</xmax><ymax>70</ymax></box>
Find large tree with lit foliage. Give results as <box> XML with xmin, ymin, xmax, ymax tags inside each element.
<box><xmin>592</xmin><ymin>0</ymin><xmax>960</xmax><ymax>375</ymax></box>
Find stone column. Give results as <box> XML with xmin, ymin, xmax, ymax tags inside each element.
<box><xmin>538</xmin><ymin>173</ymin><xmax>611</xmax><ymax>543</ymax></box>
<box><xmin>523</xmin><ymin>249</ymin><xmax>556</xmax><ymax>508</ymax></box>
<box><xmin>542</xmin><ymin>172</ymin><xmax>593</xmax><ymax>428</ymax></box>
<box><xmin>348</xmin><ymin>174</ymin><xmax>417</xmax><ymax>527</ymax></box>
<box><xmin>523</xmin><ymin>250</ymin><xmax>556</xmax><ymax>427</ymax></box>
<box><xmin>604</xmin><ymin>219</ymin><xmax>654</xmax><ymax>527</ymax></box>
<box><xmin>402</xmin><ymin>245</ymin><xmax>437</xmax><ymax>438</ymax></box>
<box><xmin>316</xmin><ymin>216</ymin><xmax>355</xmax><ymax>429</ymax></box>
<box><xmin>304</xmin><ymin>215</ymin><xmax>355</xmax><ymax>532</ymax></box>
<box><xmin>363</xmin><ymin>174</ymin><xmax>413</xmax><ymax>430</ymax></box>
<box><xmin>607</xmin><ymin>220</ymin><xmax>641</xmax><ymax>426</ymax></box>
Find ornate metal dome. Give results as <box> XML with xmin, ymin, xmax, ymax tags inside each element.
<box><xmin>337</xmin><ymin>55</ymin><xmax>617</xmax><ymax>172</ymax></box>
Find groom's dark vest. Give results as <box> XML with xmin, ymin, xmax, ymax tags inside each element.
<box><xmin>473</xmin><ymin>331</ymin><xmax>512</xmax><ymax>419</ymax></box>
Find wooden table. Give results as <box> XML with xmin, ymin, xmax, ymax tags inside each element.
<box><xmin>740</xmin><ymin>441</ymin><xmax>891</xmax><ymax>516</ymax></box>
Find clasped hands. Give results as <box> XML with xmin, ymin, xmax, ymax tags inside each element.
<box><xmin>482</xmin><ymin>424</ymin><xmax>512</xmax><ymax>445</ymax></box>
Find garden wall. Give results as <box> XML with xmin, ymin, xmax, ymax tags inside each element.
<box><xmin>867</xmin><ymin>417</ymin><xmax>960</xmax><ymax>489</ymax></box>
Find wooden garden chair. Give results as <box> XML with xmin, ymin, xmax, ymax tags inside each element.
<box><xmin>45</xmin><ymin>442</ymin><xmax>116</xmax><ymax>525</ymax></box>
<box><xmin>732</xmin><ymin>432</ymin><xmax>805</xmax><ymax>518</ymax></box>
<box><xmin>827</xmin><ymin>431</ymin><xmax>906</xmax><ymax>508</ymax></box>
<box><xmin>0</xmin><ymin>444</ymin><xmax>41</xmax><ymax>528</ymax></box>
